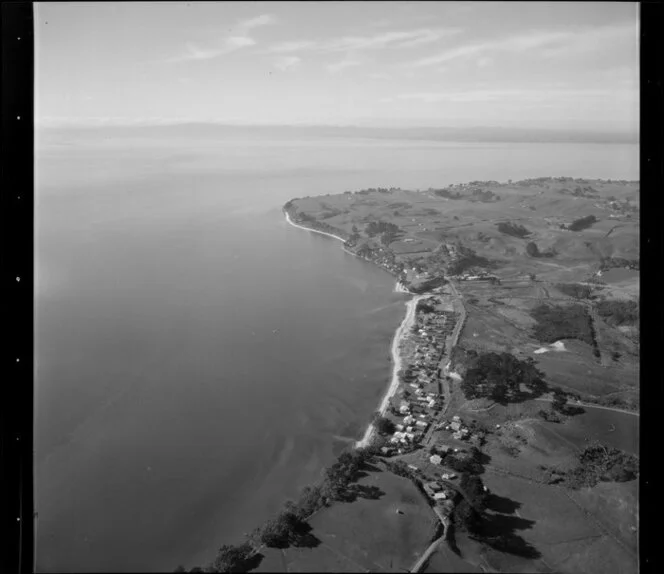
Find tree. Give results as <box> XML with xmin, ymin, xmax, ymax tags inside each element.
<box><xmin>552</xmin><ymin>389</ymin><xmax>568</xmax><ymax>413</ymax></box>
<box><xmin>373</xmin><ymin>415</ymin><xmax>396</xmax><ymax>436</ymax></box>
<box><xmin>209</xmin><ymin>543</ymin><xmax>254</xmax><ymax>573</ymax></box>
<box><xmin>173</xmin><ymin>567</ymin><xmax>186</xmax><ymax>573</ymax></box>
<box><xmin>259</xmin><ymin>511</ymin><xmax>302</xmax><ymax>548</ymax></box>
<box><xmin>526</xmin><ymin>242</ymin><xmax>540</xmax><ymax>257</ymax></box>
<box><xmin>460</xmin><ymin>473</ymin><xmax>487</xmax><ymax>509</ymax></box>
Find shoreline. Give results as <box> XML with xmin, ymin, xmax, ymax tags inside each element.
<box><xmin>284</xmin><ymin>209</ymin><xmax>413</xmax><ymax>295</ymax></box>
<box><xmin>283</xmin><ymin>209</ymin><xmax>418</xmax><ymax>448</ymax></box>
<box><xmin>355</xmin><ymin>292</ymin><xmax>425</xmax><ymax>448</ymax></box>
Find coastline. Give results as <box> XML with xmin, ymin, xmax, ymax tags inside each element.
<box><xmin>356</xmin><ymin>292</ymin><xmax>425</xmax><ymax>448</ymax></box>
<box><xmin>284</xmin><ymin>209</ymin><xmax>347</xmax><ymax>243</ymax></box>
<box><xmin>283</xmin><ymin>208</ymin><xmax>418</xmax><ymax>448</ymax></box>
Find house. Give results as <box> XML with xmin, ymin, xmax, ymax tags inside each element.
<box><xmin>406</xmin><ymin>426</ymin><xmax>414</xmax><ymax>433</ymax></box>
<box><xmin>395</xmin><ymin>424</ymin><xmax>405</xmax><ymax>432</ymax></box>
<box><xmin>403</xmin><ymin>415</ymin><xmax>416</xmax><ymax>425</ymax></box>
<box><xmin>430</xmin><ymin>454</ymin><xmax>443</xmax><ymax>465</ymax></box>
<box><xmin>452</xmin><ymin>415</ymin><xmax>461</xmax><ymax>422</ymax></box>
<box><xmin>425</xmin><ymin>481</ymin><xmax>442</xmax><ymax>492</ymax></box>
<box><xmin>433</xmin><ymin>492</ymin><xmax>448</xmax><ymax>500</ymax></box>
<box><xmin>450</xmin><ymin>421</ymin><xmax>462</xmax><ymax>432</ymax></box>
<box><xmin>416</xmin><ymin>420</ymin><xmax>428</xmax><ymax>428</ymax></box>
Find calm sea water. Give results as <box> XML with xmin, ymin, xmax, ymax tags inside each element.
<box><xmin>35</xmin><ymin>130</ymin><xmax>638</xmax><ymax>572</ymax></box>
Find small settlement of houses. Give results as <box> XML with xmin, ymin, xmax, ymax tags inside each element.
<box><xmin>376</xmin><ymin>295</ymin><xmax>481</xmax><ymax>507</ymax></box>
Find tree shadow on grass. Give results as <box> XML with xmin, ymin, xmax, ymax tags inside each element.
<box><xmin>474</xmin><ymin>512</ymin><xmax>542</xmax><ymax>560</ymax></box>
<box><xmin>242</xmin><ymin>552</ymin><xmax>265</xmax><ymax>572</ymax></box>
<box><xmin>288</xmin><ymin>521</ymin><xmax>321</xmax><ymax>549</ymax></box>
<box><xmin>484</xmin><ymin>493</ymin><xmax>522</xmax><ymax>515</ymax></box>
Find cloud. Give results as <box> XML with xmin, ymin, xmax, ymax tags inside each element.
<box><xmin>274</xmin><ymin>56</ymin><xmax>301</xmax><ymax>71</ymax></box>
<box><xmin>266</xmin><ymin>27</ymin><xmax>461</xmax><ymax>54</ymax></box>
<box><xmin>168</xmin><ymin>13</ymin><xmax>276</xmax><ymax>62</ymax></box>
<box><xmin>235</xmin><ymin>14</ymin><xmax>277</xmax><ymax>32</ymax></box>
<box><xmin>411</xmin><ymin>23</ymin><xmax>635</xmax><ymax>67</ymax></box>
<box><xmin>327</xmin><ymin>59</ymin><xmax>362</xmax><ymax>74</ymax></box>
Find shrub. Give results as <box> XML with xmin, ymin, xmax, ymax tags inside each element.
<box><xmin>496</xmin><ymin>222</ymin><xmax>531</xmax><ymax>238</ymax></box>
<box><xmin>568</xmin><ymin>214</ymin><xmax>598</xmax><ymax>231</ymax></box>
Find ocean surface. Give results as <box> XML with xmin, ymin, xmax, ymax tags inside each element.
<box><xmin>35</xmin><ymin>128</ymin><xmax>639</xmax><ymax>572</ymax></box>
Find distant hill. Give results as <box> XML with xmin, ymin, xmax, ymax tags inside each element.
<box><xmin>40</xmin><ymin>122</ymin><xmax>637</xmax><ymax>145</ymax></box>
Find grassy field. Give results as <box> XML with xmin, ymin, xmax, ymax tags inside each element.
<box><xmin>256</xmin><ymin>464</ymin><xmax>437</xmax><ymax>573</ymax></box>
<box><xmin>455</xmin><ymin>470</ymin><xmax>639</xmax><ymax>574</ymax></box>
<box><xmin>286</xmin><ymin>178</ymin><xmax>639</xmax><ymax>573</ymax></box>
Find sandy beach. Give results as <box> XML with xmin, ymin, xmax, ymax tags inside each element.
<box><xmin>356</xmin><ymin>293</ymin><xmax>426</xmax><ymax>448</ymax></box>
<box><xmin>284</xmin><ymin>208</ymin><xmax>420</xmax><ymax>449</ymax></box>
<box><xmin>284</xmin><ymin>210</ymin><xmax>347</xmax><ymax>243</ymax></box>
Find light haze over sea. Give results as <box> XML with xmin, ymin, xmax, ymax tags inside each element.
<box><xmin>35</xmin><ymin>126</ymin><xmax>638</xmax><ymax>572</ymax></box>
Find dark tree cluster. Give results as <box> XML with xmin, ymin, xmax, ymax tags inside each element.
<box><xmin>530</xmin><ymin>304</ymin><xmax>595</xmax><ymax>346</ymax></box>
<box><xmin>433</xmin><ymin>188</ymin><xmax>463</xmax><ymax>199</ymax></box>
<box><xmin>373</xmin><ymin>415</ymin><xmax>396</xmax><ymax>436</ymax></box>
<box><xmin>595</xmin><ymin>299</ymin><xmax>639</xmax><ymax>326</ymax></box>
<box><xmin>496</xmin><ymin>222</ymin><xmax>531</xmax><ymax>238</ymax></box>
<box><xmin>567</xmin><ymin>214</ymin><xmax>598</xmax><ymax>231</ymax></box>
<box><xmin>525</xmin><ymin>241</ymin><xmax>556</xmax><ymax>258</ymax></box>
<box><xmin>365</xmin><ymin>220</ymin><xmax>400</xmax><ymax>238</ymax></box>
<box><xmin>556</xmin><ymin>283</ymin><xmax>593</xmax><ymax>299</ymax></box>
<box><xmin>445</xmin><ymin>447</ymin><xmax>488</xmax><ymax>475</ymax></box>
<box><xmin>448</xmin><ymin>247</ymin><xmax>495</xmax><ymax>275</ymax></box>
<box><xmin>416</xmin><ymin>300</ymin><xmax>437</xmax><ymax>314</ymax></box>
<box><xmin>461</xmin><ymin>352</ymin><xmax>547</xmax><ymax>404</ymax></box>
<box><xmin>410</xmin><ymin>275</ymin><xmax>448</xmax><ymax>294</ymax></box>
<box><xmin>550</xmin><ymin>442</ymin><xmax>639</xmax><ymax>489</ymax></box>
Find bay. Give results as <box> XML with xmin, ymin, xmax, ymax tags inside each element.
<box><xmin>35</xmin><ymin>130</ymin><xmax>638</xmax><ymax>571</ymax></box>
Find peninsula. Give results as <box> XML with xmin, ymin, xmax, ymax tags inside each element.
<box><xmin>183</xmin><ymin>177</ymin><xmax>639</xmax><ymax>574</ymax></box>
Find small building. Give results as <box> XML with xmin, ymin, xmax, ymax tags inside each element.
<box><xmin>452</xmin><ymin>415</ymin><xmax>461</xmax><ymax>422</ymax></box>
<box><xmin>433</xmin><ymin>492</ymin><xmax>448</xmax><ymax>500</ymax></box>
<box><xmin>395</xmin><ymin>423</ymin><xmax>405</xmax><ymax>432</ymax></box>
<box><xmin>430</xmin><ymin>454</ymin><xmax>443</xmax><ymax>465</ymax></box>
<box><xmin>425</xmin><ymin>482</ymin><xmax>442</xmax><ymax>492</ymax></box>
<box><xmin>450</xmin><ymin>421</ymin><xmax>462</xmax><ymax>432</ymax></box>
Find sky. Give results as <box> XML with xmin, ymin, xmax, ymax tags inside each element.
<box><xmin>35</xmin><ymin>1</ymin><xmax>639</xmax><ymax>133</ymax></box>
